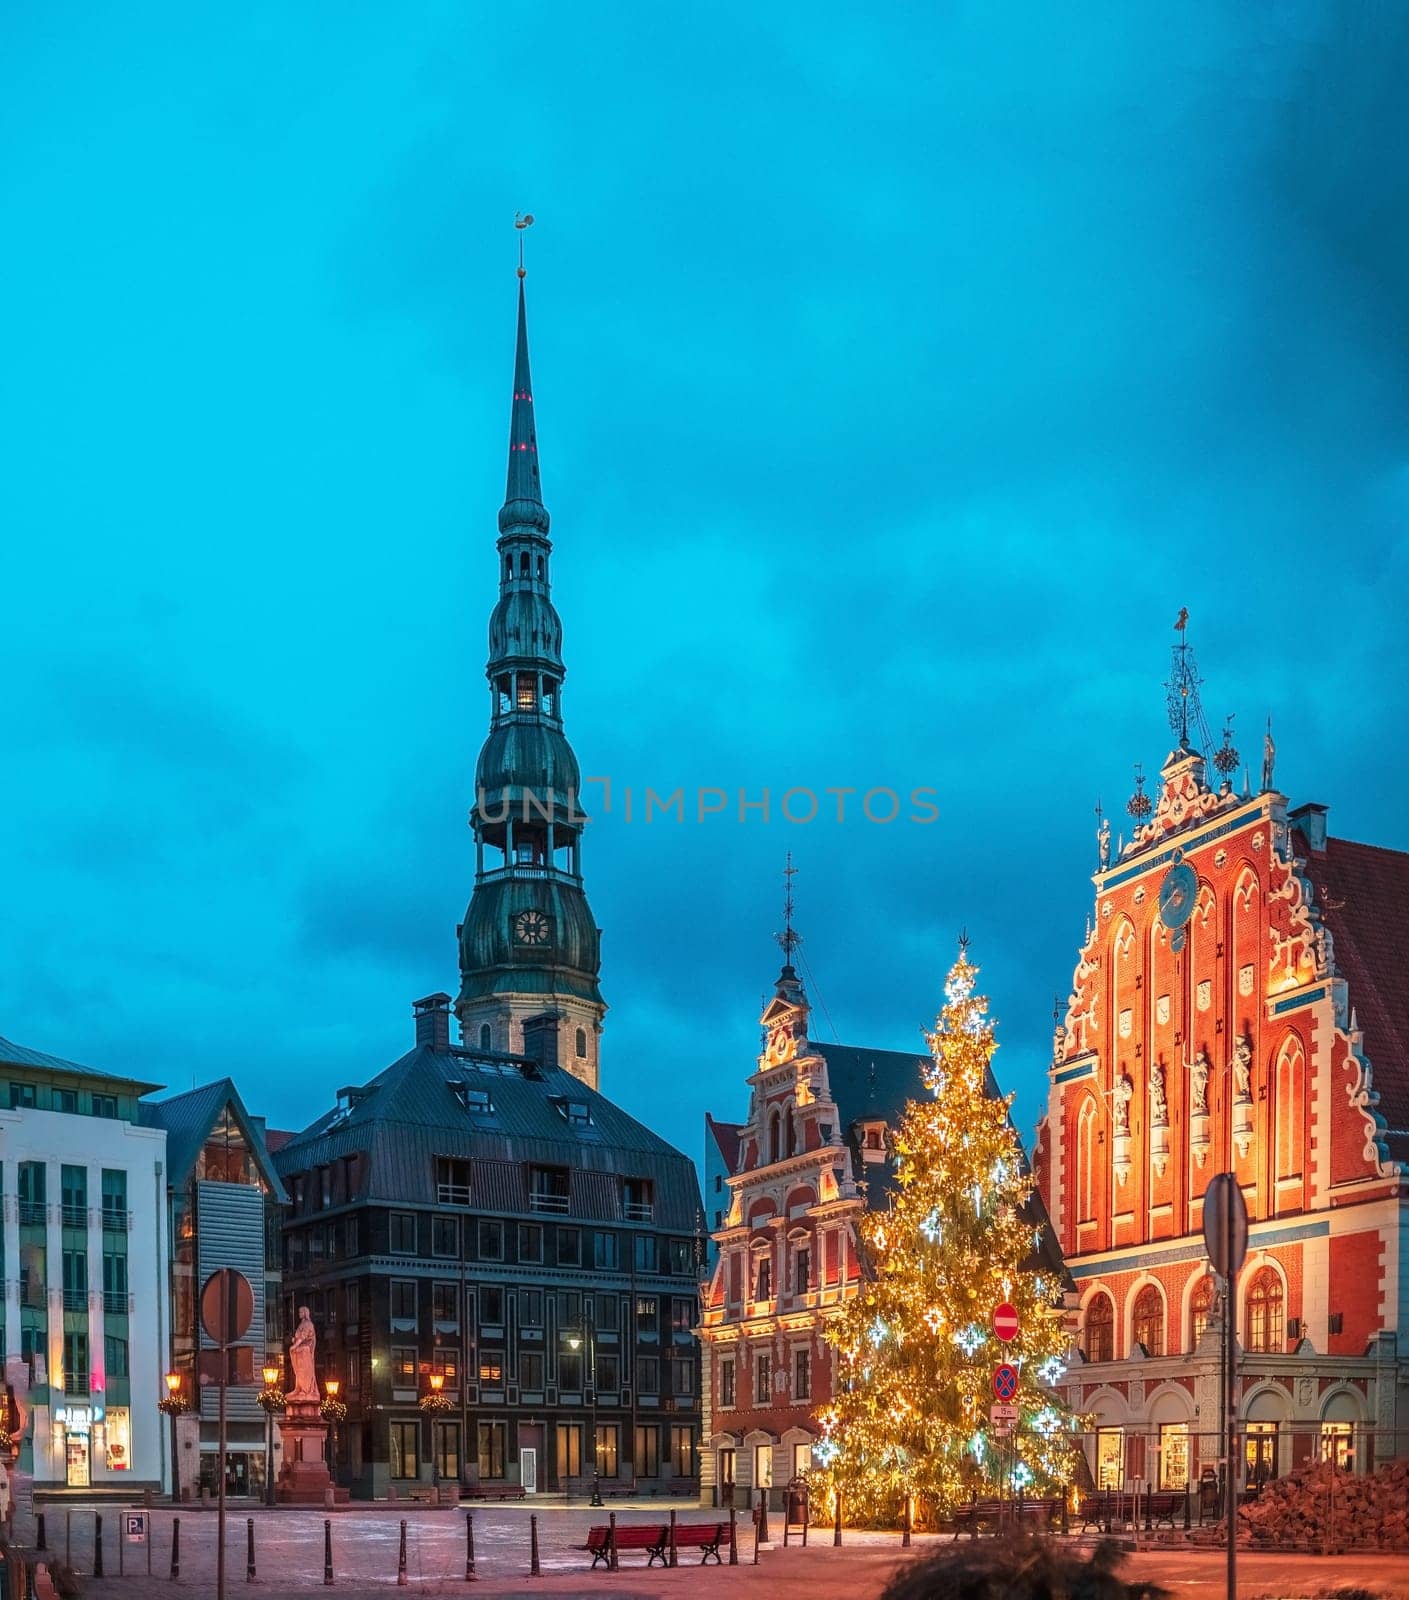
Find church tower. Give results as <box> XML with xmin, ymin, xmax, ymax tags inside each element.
<box><xmin>456</xmin><ymin>270</ymin><xmax>606</xmax><ymax>1089</ymax></box>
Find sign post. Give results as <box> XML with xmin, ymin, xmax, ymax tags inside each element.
<box><xmin>201</xmin><ymin>1269</ymin><xmax>255</xmax><ymax>1600</ymax></box>
<box><xmin>1202</xmin><ymin>1173</ymin><xmax>1248</xmax><ymax>1600</ymax></box>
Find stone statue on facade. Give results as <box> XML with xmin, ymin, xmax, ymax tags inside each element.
<box><xmin>1190</xmin><ymin>1047</ymin><xmax>1210</xmax><ymax>1115</ymax></box>
<box><xmin>1262</xmin><ymin>718</ymin><xmax>1276</xmax><ymax>792</ymax></box>
<box><xmin>1098</xmin><ymin>811</ymin><xmax>1111</xmax><ymax>871</ymax></box>
<box><xmin>1233</xmin><ymin>1033</ymin><xmax>1253</xmax><ymax>1103</ymax></box>
<box><xmin>1112</xmin><ymin>1073</ymin><xmax>1133</xmax><ymax>1136</ymax></box>
<box><xmin>1149</xmin><ymin>1058</ymin><xmax>1168</xmax><ymax>1127</ymax></box>
<box><xmin>288</xmin><ymin>1305</ymin><xmax>319</xmax><ymax>1402</ymax></box>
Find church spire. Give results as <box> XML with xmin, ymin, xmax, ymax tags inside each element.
<box><xmin>504</xmin><ymin>279</ymin><xmax>543</xmax><ymax>512</ymax></box>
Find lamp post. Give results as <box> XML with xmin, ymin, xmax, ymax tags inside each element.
<box><xmin>159</xmin><ymin>1372</ymin><xmax>187</xmax><ymax>1504</ymax></box>
<box><xmin>321</xmin><ymin>1379</ymin><xmax>345</xmax><ymax>1489</ymax></box>
<box><xmin>261</xmin><ymin>1365</ymin><xmax>282</xmax><ymax>1505</ymax></box>
<box><xmin>427</xmin><ymin>1374</ymin><xmax>445</xmax><ymax>1488</ymax></box>
<box><xmin>566</xmin><ymin>1330</ymin><xmax>602</xmax><ymax>1507</ymax></box>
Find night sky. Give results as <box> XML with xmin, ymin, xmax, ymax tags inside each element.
<box><xmin>4</xmin><ymin>4</ymin><xmax>1408</xmax><ymax>1168</ymax></box>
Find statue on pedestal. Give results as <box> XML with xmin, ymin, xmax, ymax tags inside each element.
<box><xmin>288</xmin><ymin>1305</ymin><xmax>319</xmax><ymax>1403</ymax></box>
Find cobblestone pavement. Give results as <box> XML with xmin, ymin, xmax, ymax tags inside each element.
<box><xmin>12</xmin><ymin>1501</ymin><xmax>1409</xmax><ymax>1599</ymax></box>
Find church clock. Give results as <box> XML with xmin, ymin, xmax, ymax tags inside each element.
<box><xmin>512</xmin><ymin>909</ymin><xmax>553</xmax><ymax>947</ymax></box>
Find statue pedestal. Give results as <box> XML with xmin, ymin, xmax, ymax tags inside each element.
<box><xmin>276</xmin><ymin>1400</ymin><xmax>349</xmax><ymax>1505</ymax></box>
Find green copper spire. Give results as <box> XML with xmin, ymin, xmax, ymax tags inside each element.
<box><xmin>500</xmin><ymin>280</ymin><xmax>549</xmax><ymax>535</ymax></box>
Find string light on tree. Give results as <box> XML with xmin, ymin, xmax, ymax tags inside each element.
<box><xmin>811</xmin><ymin>941</ymin><xmax>1078</xmax><ymax>1525</ymax></box>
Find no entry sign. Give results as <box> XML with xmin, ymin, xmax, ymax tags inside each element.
<box><xmin>993</xmin><ymin>1302</ymin><xmax>1019</xmax><ymax>1342</ymax></box>
<box><xmin>993</xmin><ymin>1362</ymin><xmax>1019</xmax><ymax>1401</ymax></box>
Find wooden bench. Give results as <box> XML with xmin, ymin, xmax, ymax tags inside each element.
<box><xmin>463</xmin><ymin>1482</ymin><xmax>527</xmax><ymax>1501</ymax></box>
<box><xmin>582</xmin><ymin>1520</ymin><xmax>733</xmax><ymax>1568</ymax></box>
<box><xmin>1078</xmin><ymin>1489</ymin><xmax>1186</xmax><ymax>1532</ymax></box>
<box><xmin>951</xmin><ymin>1495</ymin><xmax>1064</xmax><ymax>1538</ymax></box>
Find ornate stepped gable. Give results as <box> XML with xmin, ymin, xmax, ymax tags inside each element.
<box><xmin>1033</xmin><ymin>630</ymin><xmax>1408</xmax><ymax>1484</ymax></box>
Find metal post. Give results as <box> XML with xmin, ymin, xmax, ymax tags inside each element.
<box><xmin>669</xmin><ymin>1508</ymin><xmax>678</xmax><ymax>1568</ymax></box>
<box><xmin>465</xmin><ymin>1510</ymin><xmax>477</xmax><ymax>1581</ymax></box>
<box><xmin>247</xmin><ymin>1517</ymin><xmax>256</xmax><ymax>1582</ymax></box>
<box><xmin>783</xmin><ymin>1502</ymin><xmax>790</xmax><ymax>1548</ymax></box>
<box><xmin>729</xmin><ymin>1508</ymin><xmax>738</xmax><ymax>1566</ymax></box>
<box><xmin>266</xmin><ymin>1402</ymin><xmax>277</xmax><ymax>1507</ymax></box>
<box><xmin>902</xmin><ymin>1494</ymin><xmax>912</xmax><ymax>1548</ymax></box>
<box><xmin>833</xmin><ymin>1490</ymin><xmax>842</xmax><ymax>1547</ymax></box>
<box><xmin>36</xmin><ymin>1513</ymin><xmax>45</xmax><ymax>1552</ymax></box>
<box><xmin>801</xmin><ymin>1489</ymin><xmax>808</xmax><ymax>1547</ymax></box>
<box><xmin>218</xmin><ymin>1349</ymin><xmax>229</xmax><ymax>1600</ymax></box>
<box><xmin>752</xmin><ymin>1504</ymin><xmax>760</xmax><ymax>1565</ymax></box>
<box><xmin>757</xmin><ymin>1484</ymin><xmax>771</xmax><ymax>1545</ymax></box>
<box><xmin>66</xmin><ymin>1511</ymin><xmax>71</xmax><ymax>1567</ymax></box>
<box><xmin>608</xmin><ymin>1511</ymin><xmax>618</xmax><ymax>1572</ymax></box>
<box><xmin>171</xmin><ymin>1517</ymin><xmax>181</xmax><ymax>1581</ymax></box>
<box><xmin>530</xmin><ymin>1514</ymin><xmax>540</xmax><ymax>1577</ymax></box>
<box><xmin>324</xmin><ymin>1518</ymin><xmax>333</xmax><ymax>1586</ymax></box>
<box><xmin>397</xmin><ymin>1519</ymin><xmax>408</xmax><ymax>1586</ymax></box>
<box><xmin>94</xmin><ymin>1513</ymin><xmax>104</xmax><ymax>1577</ymax></box>
<box><xmin>589</xmin><ymin>1325</ymin><xmax>603</xmax><ymax>1508</ymax></box>
<box><xmin>1225</xmin><ymin>1194</ymin><xmax>1238</xmax><ymax>1600</ymax></box>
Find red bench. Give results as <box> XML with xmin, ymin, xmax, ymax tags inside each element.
<box><xmin>582</xmin><ymin>1520</ymin><xmax>733</xmax><ymax>1568</ymax></box>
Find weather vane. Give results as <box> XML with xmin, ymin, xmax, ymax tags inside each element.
<box><xmin>1163</xmin><ymin>606</ymin><xmax>1215</xmax><ymax>754</ymax></box>
<box><xmin>775</xmin><ymin>852</ymin><xmax>801</xmax><ymax>966</ymax></box>
<box><xmin>515</xmin><ymin>212</ymin><xmax>535</xmax><ymax>279</ymax></box>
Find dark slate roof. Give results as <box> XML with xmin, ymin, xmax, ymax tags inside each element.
<box><xmin>1296</xmin><ymin>829</ymin><xmax>1409</xmax><ymax>1165</ymax></box>
<box><xmin>815</xmin><ymin>1040</ymin><xmax>1070</xmax><ymax>1286</ymax></box>
<box><xmin>274</xmin><ymin>1043</ymin><xmax>702</xmax><ymax>1232</ymax></box>
<box><xmin>0</xmin><ymin>1032</ymin><xmax>162</xmax><ymax>1094</ymax></box>
<box><xmin>705</xmin><ymin>1114</ymin><xmax>742</xmax><ymax>1174</ymax></box>
<box><xmin>142</xmin><ymin>1078</ymin><xmax>289</xmax><ymax>1202</ymax></box>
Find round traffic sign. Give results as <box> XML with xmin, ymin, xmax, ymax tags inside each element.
<box><xmin>993</xmin><ymin>1362</ymin><xmax>1019</xmax><ymax>1401</ymax></box>
<box><xmin>993</xmin><ymin>1302</ymin><xmax>1019</xmax><ymax>1342</ymax></box>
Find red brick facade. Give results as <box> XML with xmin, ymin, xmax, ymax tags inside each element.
<box><xmin>1034</xmin><ymin>743</ymin><xmax>1409</xmax><ymax>1489</ymax></box>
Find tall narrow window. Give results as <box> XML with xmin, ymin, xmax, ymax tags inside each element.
<box><xmin>479</xmin><ymin>1023</ymin><xmax>492</xmax><ymax>1051</ymax></box>
<box><xmin>1084</xmin><ymin>1292</ymin><xmax>1114</xmax><ymax>1364</ymax></box>
<box><xmin>1132</xmin><ymin>1285</ymin><xmax>1164</xmax><ymax>1357</ymax></box>
<box><xmin>1189</xmin><ymin>1275</ymin><xmax>1214</xmax><ymax>1349</ymax></box>
<box><xmin>1077</xmin><ymin>1099</ymin><xmax>1097</xmax><ymax>1221</ymax></box>
<box><xmin>1245</xmin><ymin>1267</ymin><xmax>1284</xmax><ymax>1354</ymax></box>
<box><xmin>1275</xmin><ymin>1039</ymin><xmax>1304</xmax><ymax>1183</ymax></box>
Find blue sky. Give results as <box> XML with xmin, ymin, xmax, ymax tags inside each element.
<box><xmin>3</xmin><ymin>3</ymin><xmax>1407</xmax><ymax>1166</ymax></box>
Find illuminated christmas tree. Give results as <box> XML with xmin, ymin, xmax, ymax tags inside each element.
<box><xmin>813</xmin><ymin>941</ymin><xmax>1076</xmax><ymax>1523</ymax></box>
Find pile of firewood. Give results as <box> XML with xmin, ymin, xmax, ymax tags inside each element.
<box><xmin>1238</xmin><ymin>1458</ymin><xmax>1409</xmax><ymax>1551</ymax></box>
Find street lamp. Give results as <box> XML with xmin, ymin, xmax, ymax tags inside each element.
<box><xmin>428</xmin><ymin>1373</ymin><xmax>443</xmax><ymax>1488</ymax></box>
<box><xmin>260</xmin><ymin>1365</ymin><xmax>282</xmax><ymax>1506</ymax></box>
<box><xmin>321</xmin><ymin>1378</ymin><xmax>346</xmax><ymax>1488</ymax></box>
<box><xmin>565</xmin><ymin>1330</ymin><xmax>602</xmax><ymax>1507</ymax></box>
<box><xmin>159</xmin><ymin>1371</ymin><xmax>187</xmax><ymax>1505</ymax></box>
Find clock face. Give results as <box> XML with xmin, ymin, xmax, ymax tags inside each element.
<box><xmin>512</xmin><ymin>908</ymin><xmax>553</xmax><ymax>947</ymax></box>
<box><xmin>1158</xmin><ymin>862</ymin><xmax>1198</xmax><ymax>931</ymax></box>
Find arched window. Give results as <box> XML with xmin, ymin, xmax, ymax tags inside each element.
<box><xmin>1084</xmin><ymin>1293</ymin><xmax>1114</xmax><ymax>1364</ymax></box>
<box><xmin>536</xmin><ymin>555</ymin><xmax>544</xmax><ymax>579</ymax></box>
<box><xmin>519</xmin><ymin>551</ymin><xmax>530</xmax><ymax>576</ymax></box>
<box><xmin>785</xmin><ymin>1110</ymin><xmax>797</xmax><ymax>1158</ymax></box>
<box><xmin>1132</xmin><ymin>1285</ymin><xmax>1164</xmax><ymax>1356</ymax></box>
<box><xmin>1189</xmin><ymin>1275</ymin><xmax>1214</xmax><ymax>1349</ymax></box>
<box><xmin>478</xmin><ymin>1023</ymin><xmax>492</xmax><ymax>1051</ymax></box>
<box><xmin>1275</xmin><ymin>1039</ymin><xmax>1304</xmax><ymax>1182</ymax></box>
<box><xmin>504</xmin><ymin>556</ymin><xmax>513</xmax><ymax>580</ymax></box>
<box><xmin>755</xmin><ymin>1255</ymin><xmax>772</xmax><ymax>1302</ymax></box>
<box><xmin>1077</xmin><ymin>1099</ymin><xmax>1097</xmax><ymax>1221</ymax></box>
<box><xmin>575</xmin><ymin>1027</ymin><xmax>587</xmax><ymax>1059</ymax></box>
<box><xmin>1245</xmin><ymin>1267</ymin><xmax>1284</xmax><ymax>1353</ymax></box>
<box><xmin>767</xmin><ymin>1112</ymin><xmax>781</xmax><ymax>1164</ymax></box>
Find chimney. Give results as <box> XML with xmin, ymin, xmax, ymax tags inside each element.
<box><xmin>1289</xmin><ymin>802</ymin><xmax>1329</xmax><ymax>853</ymax></box>
<box><xmin>521</xmin><ymin>1011</ymin><xmax>562</xmax><ymax>1072</ymax></box>
<box><xmin>412</xmin><ymin>993</ymin><xmax>452</xmax><ymax>1053</ymax></box>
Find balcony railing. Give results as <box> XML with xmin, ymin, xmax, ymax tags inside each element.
<box><xmin>103</xmin><ymin>1291</ymin><xmax>131</xmax><ymax>1315</ymax></box>
<box><xmin>18</xmin><ymin>1202</ymin><xmax>46</xmax><ymax>1227</ymax></box>
<box><xmin>101</xmin><ymin>1208</ymin><xmax>130</xmax><ymax>1233</ymax></box>
<box><xmin>61</xmin><ymin>1205</ymin><xmax>88</xmax><ymax>1228</ymax></box>
<box><xmin>624</xmin><ymin>1201</ymin><xmax>654</xmax><ymax>1222</ymax></box>
<box><xmin>529</xmin><ymin>1192</ymin><xmax>569</xmax><ymax>1213</ymax></box>
<box><xmin>62</xmin><ymin>1289</ymin><xmax>88</xmax><ymax>1312</ymax></box>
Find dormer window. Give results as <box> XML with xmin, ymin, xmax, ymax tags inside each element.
<box><xmin>622</xmin><ymin>1178</ymin><xmax>654</xmax><ymax>1222</ymax></box>
<box><xmin>452</xmin><ymin>1083</ymin><xmax>492</xmax><ymax>1115</ymax></box>
<box><xmin>553</xmin><ymin>1097</ymin><xmax>591</xmax><ymax>1127</ymax></box>
<box><xmin>858</xmin><ymin>1120</ymin><xmax>888</xmax><ymax>1164</ymax></box>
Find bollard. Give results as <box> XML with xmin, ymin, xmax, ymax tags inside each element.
<box><xmin>669</xmin><ymin>1508</ymin><xmax>678</xmax><ymax>1568</ymax></box>
<box><xmin>801</xmin><ymin>1493</ymin><xmax>808</xmax><ymax>1548</ymax></box>
<box><xmin>171</xmin><ymin>1517</ymin><xmax>182</xmax><ymax>1581</ymax></box>
<box><xmin>36</xmin><ymin>1512</ymin><xmax>46</xmax><ymax>1552</ymax></box>
<box><xmin>756</xmin><ymin>1487</ymin><xmax>771</xmax><ymax>1547</ymax></box>
<box><xmin>902</xmin><ymin>1494</ymin><xmax>911</xmax><ymax>1549</ymax></box>
<box><xmin>1061</xmin><ymin>1491</ymin><xmax>1070</xmax><ymax>1537</ymax></box>
<box><xmin>1184</xmin><ymin>1486</ymin><xmax>1192</xmax><ymax>1531</ymax></box>
<box><xmin>530</xmin><ymin>1514</ymin><xmax>540</xmax><ymax>1578</ymax></box>
<box><xmin>833</xmin><ymin>1490</ymin><xmax>842</xmax><ymax>1547</ymax></box>
<box><xmin>247</xmin><ymin>1517</ymin><xmax>256</xmax><ymax>1582</ymax></box>
<box><xmin>465</xmin><ymin>1510</ymin><xmax>477</xmax><ymax>1581</ymax></box>
<box><xmin>94</xmin><ymin>1513</ymin><xmax>105</xmax><ymax>1577</ymax></box>
<box><xmin>67</xmin><ymin>1510</ymin><xmax>72</xmax><ymax>1567</ymax></box>
<box><xmin>608</xmin><ymin>1512</ymin><xmax>618</xmax><ymax>1572</ymax></box>
<box><xmin>397</xmin><ymin>1519</ymin><xmax>408</xmax><ymax>1587</ymax></box>
<box><xmin>752</xmin><ymin>1503</ymin><xmax>760</xmax><ymax>1566</ymax></box>
<box><xmin>729</xmin><ymin>1508</ymin><xmax>738</xmax><ymax>1566</ymax></box>
<box><xmin>783</xmin><ymin>1502</ymin><xmax>790</xmax><ymax>1549</ymax></box>
<box><xmin>324</xmin><ymin>1518</ymin><xmax>334</xmax><ymax>1586</ymax></box>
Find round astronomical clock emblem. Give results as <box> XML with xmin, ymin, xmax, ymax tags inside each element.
<box><xmin>512</xmin><ymin>909</ymin><xmax>553</xmax><ymax>947</ymax></box>
<box><xmin>1158</xmin><ymin>854</ymin><xmax>1198</xmax><ymax>953</ymax></box>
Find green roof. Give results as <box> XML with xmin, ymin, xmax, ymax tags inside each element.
<box><xmin>0</xmin><ymin>1032</ymin><xmax>162</xmax><ymax>1094</ymax></box>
